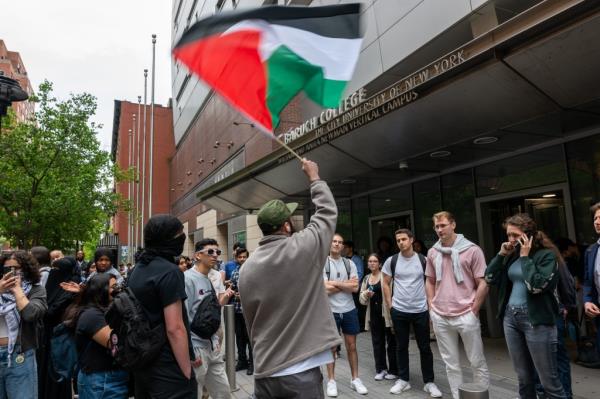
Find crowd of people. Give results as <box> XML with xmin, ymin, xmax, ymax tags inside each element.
<box><xmin>0</xmin><ymin>158</ymin><xmax>599</xmax><ymax>399</ymax></box>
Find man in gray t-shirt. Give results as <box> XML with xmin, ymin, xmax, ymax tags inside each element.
<box><xmin>323</xmin><ymin>233</ymin><xmax>368</xmax><ymax>396</ymax></box>
<box><xmin>382</xmin><ymin>229</ymin><xmax>441</xmax><ymax>397</ymax></box>
<box><xmin>184</xmin><ymin>238</ymin><xmax>231</xmax><ymax>399</ymax></box>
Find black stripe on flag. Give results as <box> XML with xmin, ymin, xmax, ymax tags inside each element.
<box><xmin>175</xmin><ymin>3</ymin><xmax>362</xmax><ymax>49</ymax></box>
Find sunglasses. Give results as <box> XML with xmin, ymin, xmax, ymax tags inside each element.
<box><xmin>199</xmin><ymin>248</ymin><xmax>222</xmax><ymax>256</ymax></box>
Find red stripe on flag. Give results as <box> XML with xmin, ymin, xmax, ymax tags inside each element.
<box><xmin>173</xmin><ymin>29</ymin><xmax>273</xmax><ymax>131</ymax></box>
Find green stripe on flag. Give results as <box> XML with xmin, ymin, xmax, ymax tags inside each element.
<box><xmin>266</xmin><ymin>45</ymin><xmax>348</xmax><ymax>128</ymax></box>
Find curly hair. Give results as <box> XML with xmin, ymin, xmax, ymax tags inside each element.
<box><xmin>8</xmin><ymin>250</ymin><xmax>41</xmax><ymax>284</ymax></box>
<box><xmin>503</xmin><ymin>213</ymin><xmax>563</xmax><ymax>261</ymax></box>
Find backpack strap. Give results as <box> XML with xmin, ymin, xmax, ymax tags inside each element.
<box><xmin>418</xmin><ymin>253</ymin><xmax>427</xmax><ymax>273</ymax></box>
<box><xmin>325</xmin><ymin>260</ymin><xmax>330</xmax><ymax>281</ymax></box>
<box><xmin>390</xmin><ymin>254</ymin><xmax>399</xmax><ymax>298</ymax></box>
<box><xmin>341</xmin><ymin>257</ymin><xmax>352</xmax><ymax>279</ymax></box>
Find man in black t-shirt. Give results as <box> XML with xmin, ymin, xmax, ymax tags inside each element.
<box><xmin>128</xmin><ymin>215</ymin><xmax>197</xmax><ymax>399</ymax></box>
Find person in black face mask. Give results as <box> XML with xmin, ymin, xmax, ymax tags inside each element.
<box><xmin>127</xmin><ymin>214</ymin><xmax>197</xmax><ymax>399</ymax></box>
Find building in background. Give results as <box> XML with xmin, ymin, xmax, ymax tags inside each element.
<box><xmin>171</xmin><ymin>0</ymin><xmax>600</xmax><ymax>336</ymax></box>
<box><xmin>0</xmin><ymin>39</ymin><xmax>34</xmax><ymax>121</ymax></box>
<box><xmin>111</xmin><ymin>99</ymin><xmax>175</xmax><ymax>262</ymax></box>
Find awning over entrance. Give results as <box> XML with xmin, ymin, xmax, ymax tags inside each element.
<box><xmin>198</xmin><ymin>0</ymin><xmax>600</xmax><ymax>213</ymax></box>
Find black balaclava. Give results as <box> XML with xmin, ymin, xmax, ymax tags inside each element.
<box><xmin>46</xmin><ymin>256</ymin><xmax>77</xmax><ymax>304</ymax></box>
<box><xmin>138</xmin><ymin>214</ymin><xmax>185</xmax><ymax>264</ymax></box>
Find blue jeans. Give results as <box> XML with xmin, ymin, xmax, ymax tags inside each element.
<box><xmin>534</xmin><ymin>311</ymin><xmax>573</xmax><ymax>399</ymax></box>
<box><xmin>77</xmin><ymin>369</ymin><xmax>129</xmax><ymax>399</ymax></box>
<box><xmin>503</xmin><ymin>305</ymin><xmax>566</xmax><ymax>399</ymax></box>
<box><xmin>0</xmin><ymin>346</ymin><xmax>37</xmax><ymax>399</ymax></box>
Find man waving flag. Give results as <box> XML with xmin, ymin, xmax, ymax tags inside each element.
<box><xmin>172</xmin><ymin>4</ymin><xmax>363</xmax><ymax>134</ymax></box>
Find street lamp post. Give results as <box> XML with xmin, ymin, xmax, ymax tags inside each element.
<box><xmin>141</xmin><ymin>69</ymin><xmax>148</xmax><ymax>247</ymax></box>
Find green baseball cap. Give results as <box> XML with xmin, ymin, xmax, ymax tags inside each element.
<box><xmin>257</xmin><ymin>199</ymin><xmax>298</xmax><ymax>229</ymax></box>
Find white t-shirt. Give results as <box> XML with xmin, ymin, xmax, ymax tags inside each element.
<box><xmin>323</xmin><ymin>256</ymin><xmax>358</xmax><ymax>314</ymax></box>
<box><xmin>382</xmin><ymin>253</ymin><xmax>428</xmax><ymax>313</ymax></box>
<box><xmin>270</xmin><ymin>349</ymin><xmax>333</xmax><ymax>377</ymax></box>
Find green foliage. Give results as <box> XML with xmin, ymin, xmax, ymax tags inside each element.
<box><xmin>0</xmin><ymin>81</ymin><xmax>118</xmax><ymax>250</ymax></box>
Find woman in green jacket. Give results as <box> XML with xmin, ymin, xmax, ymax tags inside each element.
<box><xmin>485</xmin><ymin>213</ymin><xmax>565</xmax><ymax>399</ymax></box>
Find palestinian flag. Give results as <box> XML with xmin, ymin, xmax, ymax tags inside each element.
<box><xmin>173</xmin><ymin>4</ymin><xmax>362</xmax><ymax>133</ymax></box>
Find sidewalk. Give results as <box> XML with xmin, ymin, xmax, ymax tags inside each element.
<box><xmin>230</xmin><ymin>333</ymin><xmax>597</xmax><ymax>398</ymax></box>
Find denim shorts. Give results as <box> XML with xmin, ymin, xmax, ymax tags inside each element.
<box><xmin>77</xmin><ymin>369</ymin><xmax>129</xmax><ymax>399</ymax></box>
<box><xmin>333</xmin><ymin>308</ymin><xmax>360</xmax><ymax>336</ymax></box>
<box><xmin>0</xmin><ymin>345</ymin><xmax>37</xmax><ymax>399</ymax></box>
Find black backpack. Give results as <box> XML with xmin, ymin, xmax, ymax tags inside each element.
<box><xmin>190</xmin><ymin>281</ymin><xmax>221</xmax><ymax>339</ymax></box>
<box><xmin>105</xmin><ymin>286</ymin><xmax>166</xmax><ymax>371</ymax></box>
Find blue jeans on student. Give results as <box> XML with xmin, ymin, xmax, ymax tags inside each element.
<box><xmin>504</xmin><ymin>305</ymin><xmax>566</xmax><ymax>399</ymax></box>
<box><xmin>0</xmin><ymin>345</ymin><xmax>37</xmax><ymax>399</ymax></box>
<box><xmin>534</xmin><ymin>308</ymin><xmax>573</xmax><ymax>399</ymax></box>
<box><xmin>77</xmin><ymin>369</ymin><xmax>129</xmax><ymax>399</ymax></box>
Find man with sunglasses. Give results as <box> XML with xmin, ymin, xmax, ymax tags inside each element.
<box><xmin>239</xmin><ymin>159</ymin><xmax>342</xmax><ymax>398</ymax></box>
<box><xmin>184</xmin><ymin>238</ymin><xmax>232</xmax><ymax>398</ymax></box>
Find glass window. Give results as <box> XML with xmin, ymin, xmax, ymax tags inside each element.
<box><xmin>351</xmin><ymin>196</ymin><xmax>370</xmax><ymax>258</ymax></box>
<box><xmin>413</xmin><ymin>178</ymin><xmax>442</xmax><ymax>248</ymax></box>
<box><xmin>475</xmin><ymin>145</ymin><xmax>566</xmax><ymax>197</ymax></box>
<box><xmin>369</xmin><ymin>185</ymin><xmax>412</xmax><ymax>217</ymax></box>
<box><xmin>566</xmin><ymin>134</ymin><xmax>600</xmax><ymax>245</ymax></box>
<box><xmin>336</xmin><ymin>199</ymin><xmax>352</xmax><ymax>243</ymax></box>
<box><xmin>442</xmin><ymin>170</ymin><xmax>478</xmax><ymax>244</ymax></box>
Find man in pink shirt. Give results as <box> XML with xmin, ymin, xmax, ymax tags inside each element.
<box><xmin>424</xmin><ymin>211</ymin><xmax>489</xmax><ymax>399</ymax></box>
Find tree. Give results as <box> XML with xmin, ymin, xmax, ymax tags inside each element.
<box><xmin>0</xmin><ymin>81</ymin><xmax>119</xmax><ymax>250</ymax></box>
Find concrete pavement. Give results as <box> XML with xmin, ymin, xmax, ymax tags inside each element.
<box><xmin>230</xmin><ymin>333</ymin><xmax>597</xmax><ymax>398</ymax></box>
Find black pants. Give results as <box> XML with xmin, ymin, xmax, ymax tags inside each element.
<box><xmin>235</xmin><ymin>312</ymin><xmax>253</xmax><ymax>364</ymax></box>
<box><xmin>390</xmin><ymin>308</ymin><xmax>434</xmax><ymax>383</ymax></box>
<box><xmin>370</xmin><ymin>307</ymin><xmax>397</xmax><ymax>374</ymax></box>
<box><xmin>254</xmin><ymin>367</ymin><xmax>324</xmax><ymax>399</ymax></box>
<box><xmin>133</xmin><ymin>351</ymin><xmax>197</xmax><ymax>399</ymax></box>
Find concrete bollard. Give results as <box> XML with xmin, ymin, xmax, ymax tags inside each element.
<box><xmin>458</xmin><ymin>383</ymin><xmax>489</xmax><ymax>399</ymax></box>
<box><xmin>224</xmin><ymin>304</ymin><xmax>239</xmax><ymax>392</ymax></box>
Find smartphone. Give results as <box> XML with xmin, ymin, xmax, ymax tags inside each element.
<box><xmin>2</xmin><ymin>267</ymin><xmax>15</xmax><ymax>278</ymax></box>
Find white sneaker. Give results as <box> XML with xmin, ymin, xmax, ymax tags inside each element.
<box><xmin>351</xmin><ymin>378</ymin><xmax>368</xmax><ymax>395</ymax></box>
<box><xmin>326</xmin><ymin>380</ymin><xmax>338</xmax><ymax>397</ymax></box>
<box><xmin>423</xmin><ymin>382</ymin><xmax>442</xmax><ymax>398</ymax></box>
<box><xmin>390</xmin><ymin>379</ymin><xmax>411</xmax><ymax>394</ymax></box>
<box><xmin>385</xmin><ymin>373</ymin><xmax>398</xmax><ymax>380</ymax></box>
<box><xmin>374</xmin><ymin>370</ymin><xmax>387</xmax><ymax>381</ymax></box>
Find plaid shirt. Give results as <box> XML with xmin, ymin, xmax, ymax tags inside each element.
<box><xmin>230</xmin><ymin>265</ymin><xmax>243</xmax><ymax>313</ymax></box>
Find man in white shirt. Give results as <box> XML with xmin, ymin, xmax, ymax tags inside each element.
<box><xmin>324</xmin><ymin>233</ymin><xmax>368</xmax><ymax>396</ymax></box>
<box><xmin>382</xmin><ymin>229</ymin><xmax>442</xmax><ymax>397</ymax></box>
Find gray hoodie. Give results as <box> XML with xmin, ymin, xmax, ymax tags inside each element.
<box><xmin>239</xmin><ymin>180</ymin><xmax>342</xmax><ymax>379</ymax></box>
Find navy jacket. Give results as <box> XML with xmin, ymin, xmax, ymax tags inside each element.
<box><xmin>583</xmin><ymin>242</ymin><xmax>599</xmax><ymax>306</ymax></box>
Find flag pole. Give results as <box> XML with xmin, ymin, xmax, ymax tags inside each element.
<box><xmin>148</xmin><ymin>34</ymin><xmax>156</xmax><ymax>218</ymax></box>
<box><xmin>272</xmin><ymin>135</ymin><xmax>303</xmax><ymax>162</ymax></box>
<box><xmin>141</xmin><ymin>69</ymin><xmax>148</xmax><ymax>247</ymax></box>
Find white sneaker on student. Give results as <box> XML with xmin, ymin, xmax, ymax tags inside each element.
<box><xmin>385</xmin><ymin>373</ymin><xmax>398</xmax><ymax>380</ymax></box>
<box><xmin>326</xmin><ymin>380</ymin><xmax>338</xmax><ymax>397</ymax></box>
<box><xmin>390</xmin><ymin>379</ymin><xmax>411</xmax><ymax>394</ymax></box>
<box><xmin>423</xmin><ymin>382</ymin><xmax>442</xmax><ymax>398</ymax></box>
<box><xmin>351</xmin><ymin>378</ymin><xmax>368</xmax><ymax>395</ymax></box>
<box><xmin>374</xmin><ymin>370</ymin><xmax>387</xmax><ymax>381</ymax></box>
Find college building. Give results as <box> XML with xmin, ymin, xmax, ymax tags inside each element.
<box><xmin>168</xmin><ymin>0</ymin><xmax>600</xmax><ymax>335</ymax></box>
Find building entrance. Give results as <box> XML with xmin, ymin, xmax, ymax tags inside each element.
<box><xmin>369</xmin><ymin>212</ymin><xmax>414</xmax><ymax>255</ymax></box>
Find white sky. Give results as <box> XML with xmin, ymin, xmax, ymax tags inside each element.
<box><xmin>2</xmin><ymin>0</ymin><xmax>173</xmax><ymax>152</ymax></box>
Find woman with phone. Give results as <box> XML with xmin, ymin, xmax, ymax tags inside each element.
<box><xmin>0</xmin><ymin>251</ymin><xmax>48</xmax><ymax>399</ymax></box>
<box><xmin>359</xmin><ymin>253</ymin><xmax>397</xmax><ymax>381</ymax></box>
<box><xmin>485</xmin><ymin>213</ymin><xmax>566</xmax><ymax>399</ymax></box>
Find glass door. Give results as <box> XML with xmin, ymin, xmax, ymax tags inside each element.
<box><xmin>369</xmin><ymin>212</ymin><xmax>413</xmax><ymax>258</ymax></box>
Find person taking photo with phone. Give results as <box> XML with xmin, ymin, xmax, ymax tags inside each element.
<box><xmin>0</xmin><ymin>251</ymin><xmax>48</xmax><ymax>399</ymax></box>
<box><xmin>485</xmin><ymin>213</ymin><xmax>566</xmax><ymax>399</ymax></box>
